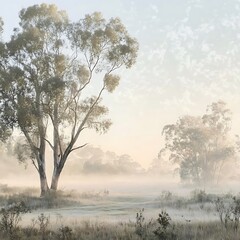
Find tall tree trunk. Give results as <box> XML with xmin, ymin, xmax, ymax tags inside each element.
<box><xmin>51</xmin><ymin>101</ymin><xmax>61</xmax><ymax>191</ymax></box>
<box><xmin>39</xmin><ymin>171</ymin><xmax>49</xmax><ymax>197</ymax></box>
<box><xmin>39</xmin><ymin>163</ymin><xmax>49</xmax><ymax>196</ymax></box>
<box><xmin>50</xmin><ymin>167</ymin><xmax>60</xmax><ymax>191</ymax></box>
<box><xmin>38</xmin><ymin>151</ymin><xmax>49</xmax><ymax>196</ymax></box>
<box><xmin>50</xmin><ymin>155</ymin><xmax>68</xmax><ymax>191</ymax></box>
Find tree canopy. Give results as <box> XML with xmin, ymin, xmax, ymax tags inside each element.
<box><xmin>161</xmin><ymin>101</ymin><xmax>235</xmax><ymax>185</ymax></box>
<box><xmin>0</xmin><ymin>4</ymin><xmax>138</xmax><ymax>195</ymax></box>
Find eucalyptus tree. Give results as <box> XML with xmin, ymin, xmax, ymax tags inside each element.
<box><xmin>161</xmin><ymin>101</ymin><xmax>235</xmax><ymax>185</ymax></box>
<box><xmin>0</xmin><ymin>4</ymin><xmax>138</xmax><ymax>195</ymax></box>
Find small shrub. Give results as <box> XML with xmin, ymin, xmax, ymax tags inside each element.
<box><xmin>231</xmin><ymin>197</ymin><xmax>240</xmax><ymax>231</ymax></box>
<box><xmin>57</xmin><ymin>225</ymin><xmax>73</xmax><ymax>240</ymax></box>
<box><xmin>154</xmin><ymin>210</ymin><xmax>176</xmax><ymax>240</ymax></box>
<box><xmin>23</xmin><ymin>218</ymin><xmax>39</xmax><ymax>238</ymax></box>
<box><xmin>160</xmin><ymin>191</ymin><xmax>173</xmax><ymax>202</ymax></box>
<box><xmin>135</xmin><ymin>208</ymin><xmax>145</xmax><ymax>238</ymax></box>
<box><xmin>215</xmin><ymin>196</ymin><xmax>240</xmax><ymax>231</ymax></box>
<box><xmin>135</xmin><ymin>208</ymin><xmax>153</xmax><ymax>239</ymax></box>
<box><xmin>215</xmin><ymin>197</ymin><xmax>231</xmax><ymax>228</ymax></box>
<box><xmin>37</xmin><ymin>213</ymin><xmax>50</xmax><ymax>240</ymax></box>
<box><xmin>191</xmin><ymin>189</ymin><xmax>208</xmax><ymax>203</ymax></box>
<box><xmin>0</xmin><ymin>201</ymin><xmax>30</xmax><ymax>239</ymax></box>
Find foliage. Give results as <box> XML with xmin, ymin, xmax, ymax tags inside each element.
<box><xmin>153</xmin><ymin>210</ymin><xmax>176</xmax><ymax>240</ymax></box>
<box><xmin>0</xmin><ymin>201</ymin><xmax>30</xmax><ymax>239</ymax></box>
<box><xmin>135</xmin><ymin>208</ymin><xmax>145</xmax><ymax>238</ymax></box>
<box><xmin>191</xmin><ymin>189</ymin><xmax>209</xmax><ymax>203</ymax></box>
<box><xmin>57</xmin><ymin>226</ymin><xmax>73</xmax><ymax>240</ymax></box>
<box><xmin>0</xmin><ymin>4</ymin><xmax>138</xmax><ymax>195</ymax></box>
<box><xmin>37</xmin><ymin>213</ymin><xmax>50</xmax><ymax>240</ymax></box>
<box><xmin>159</xmin><ymin>191</ymin><xmax>173</xmax><ymax>202</ymax></box>
<box><xmin>135</xmin><ymin>208</ymin><xmax>154</xmax><ymax>239</ymax></box>
<box><xmin>135</xmin><ymin>208</ymin><xmax>176</xmax><ymax>240</ymax></box>
<box><xmin>161</xmin><ymin>100</ymin><xmax>235</xmax><ymax>184</ymax></box>
<box><xmin>0</xmin><ymin>199</ymin><xmax>240</xmax><ymax>239</ymax></box>
<box><xmin>215</xmin><ymin>196</ymin><xmax>240</xmax><ymax>231</ymax></box>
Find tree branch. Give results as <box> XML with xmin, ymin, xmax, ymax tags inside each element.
<box><xmin>21</xmin><ymin>126</ymin><xmax>39</xmax><ymax>154</ymax></box>
<box><xmin>72</xmin><ymin>85</ymin><xmax>105</xmax><ymax>144</ymax></box>
<box><xmin>32</xmin><ymin>159</ymin><xmax>40</xmax><ymax>173</ymax></box>
<box><xmin>44</xmin><ymin>137</ymin><xmax>54</xmax><ymax>150</ymax></box>
<box><xmin>70</xmin><ymin>143</ymin><xmax>88</xmax><ymax>153</ymax></box>
<box><xmin>58</xmin><ymin>85</ymin><xmax>106</xmax><ymax>172</ymax></box>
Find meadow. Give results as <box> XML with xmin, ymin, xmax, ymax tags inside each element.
<box><xmin>0</xmin><ymin>182</ymin><xmax>239</xmax><ymax>240</ymax></box>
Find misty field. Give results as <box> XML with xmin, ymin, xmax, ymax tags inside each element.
<box><xmin>2</xmin><ymin>1</ymin><xmax>240</xmax><ymax>239</ymax></box>
<box><xmin>0</xmin><ymin>180</ymin><xmax>240</xmax><ymax>240</ymax></box>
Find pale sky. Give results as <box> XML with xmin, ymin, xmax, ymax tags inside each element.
<box><xmin>1</xmin><ymin>0</ymin><xmax>240</xmax><ymax>168</ymax></box>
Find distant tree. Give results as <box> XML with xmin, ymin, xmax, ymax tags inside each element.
<box><xmin>0</xmin><ymin>4</ymin><xmax>138</xmax><ymax>196</ymax></box>
<box><xmin>161</xmin><ymin>101</ymin><xmax>235</xmax><ymax>185</ymax></box>
<box><xmin>59</xmin><ymin>145</ymin><xmax>145</xmax><ymax>175</ymax></box>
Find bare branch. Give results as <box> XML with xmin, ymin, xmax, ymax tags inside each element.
<box><xmin>72</xmin><ymin>85</ymin><xmax>106</xmax><ymax>144</ymax></box>
<box><xmin>58</xmin><ymin>85</ymin><xmax>106</xmax><ymax>172</ymax></box>
<box><xmin>44</xmin><ymin>137</ymin><xmax>54</xmax><ymax>150</ymax></box>
<box><xmin>70</xmin><ymin>143</ymin><xmax>88</xmax><ymax>153</ymax></box>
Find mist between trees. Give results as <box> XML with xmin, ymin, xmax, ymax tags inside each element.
<box><xmin>0</xmin><ymin>100</ymin><xmax>240</xmax><ymax>189</ymax></box>
<box><xmin>0</xmin><ymin>4</ymin><xmax>138</xmax><ymax>196</ymax></box>
<box><xmin>0</xmin><ymin>4</ymin><xmax>240</xmax><ymax>197</ymax></box>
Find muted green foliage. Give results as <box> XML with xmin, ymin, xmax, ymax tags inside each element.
<box><xmin>37</xmin><ymin>213</ymin><xmax>50</xmax><ymax>240</ymax></box>
<box><xmin>0</xmin><ymin>201</ymin><xmax>30</xmax><ymax>239</ymax></box>
<box><xmin>191</xmin><ymin>189</ymin><xmax>209</xmax><ymax>203</ymax></box>
<box><xmin>154</xmin><ymin>210</ymin><xmax>176</xmax><ymax>240</ymax></box>
<box><xmin>104</xmin><ymin>74</ymin><xmax>120</xmax><ymax>93</ymax></box>
<box><xmin>135</xmin><ymin>209</ymin><xmax>177</xmax><ymax>240</ymax></box>
<box><xmin>57</xmin><ymin>226</ymin><xmax>73</xmax><ymax>240</ymax></box>
<box><xmin>215</xmin><ymin>196</ymin><xmax>240</xmax><ymax>231</ymax></box>
<box><xmin>135</xmin><ymin>208</ymin><xmax>154</xmax><ymax>239</ymax></box>
<box><xmin>0</xmin><ymin>4</ymin><xmax>138</xmax><ymax>194</ymax></box>
<box><xmin>161</xmin><ymin>101</ymin><xmax>235</xmax><ymax>184</ymax></box>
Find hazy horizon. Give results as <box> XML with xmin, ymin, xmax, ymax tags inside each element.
<box><xmin>1</xmin><ymin>0</ymin><xmax>240</xmax><ymax>170</ymax></box>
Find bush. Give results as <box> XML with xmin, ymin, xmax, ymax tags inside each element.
<box><xmin>215</xmin><ymin>196</ymin><xmax>240</xmax><ymax>231</ymax></box>
<box><xmin>0</xmin><ymin>201</ymin><xmax>30</xmax><ymax>239</ymax></box>
<box><xmin>135</xmin><ymin>208</ymin><xmax>154</xmax><ymax>239</ymax></box>
<box><xmin>37</xmin><ymin>213</ymin><xmax>50</xmax><ymax>240</ymax></box>
<box><xmin>191</xmin><ymin>189</ymin><xmax>208</xmax><ymax>203</ymax></box>
<box><xmin>57</xmin><ymin>226</ymin><xmax>73</xmax><ymax>240</ymax></box>
<box><xmin>154</xmin><ymin>210</ymin><xmax>176</xmax><ymax>240</ymax></box>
